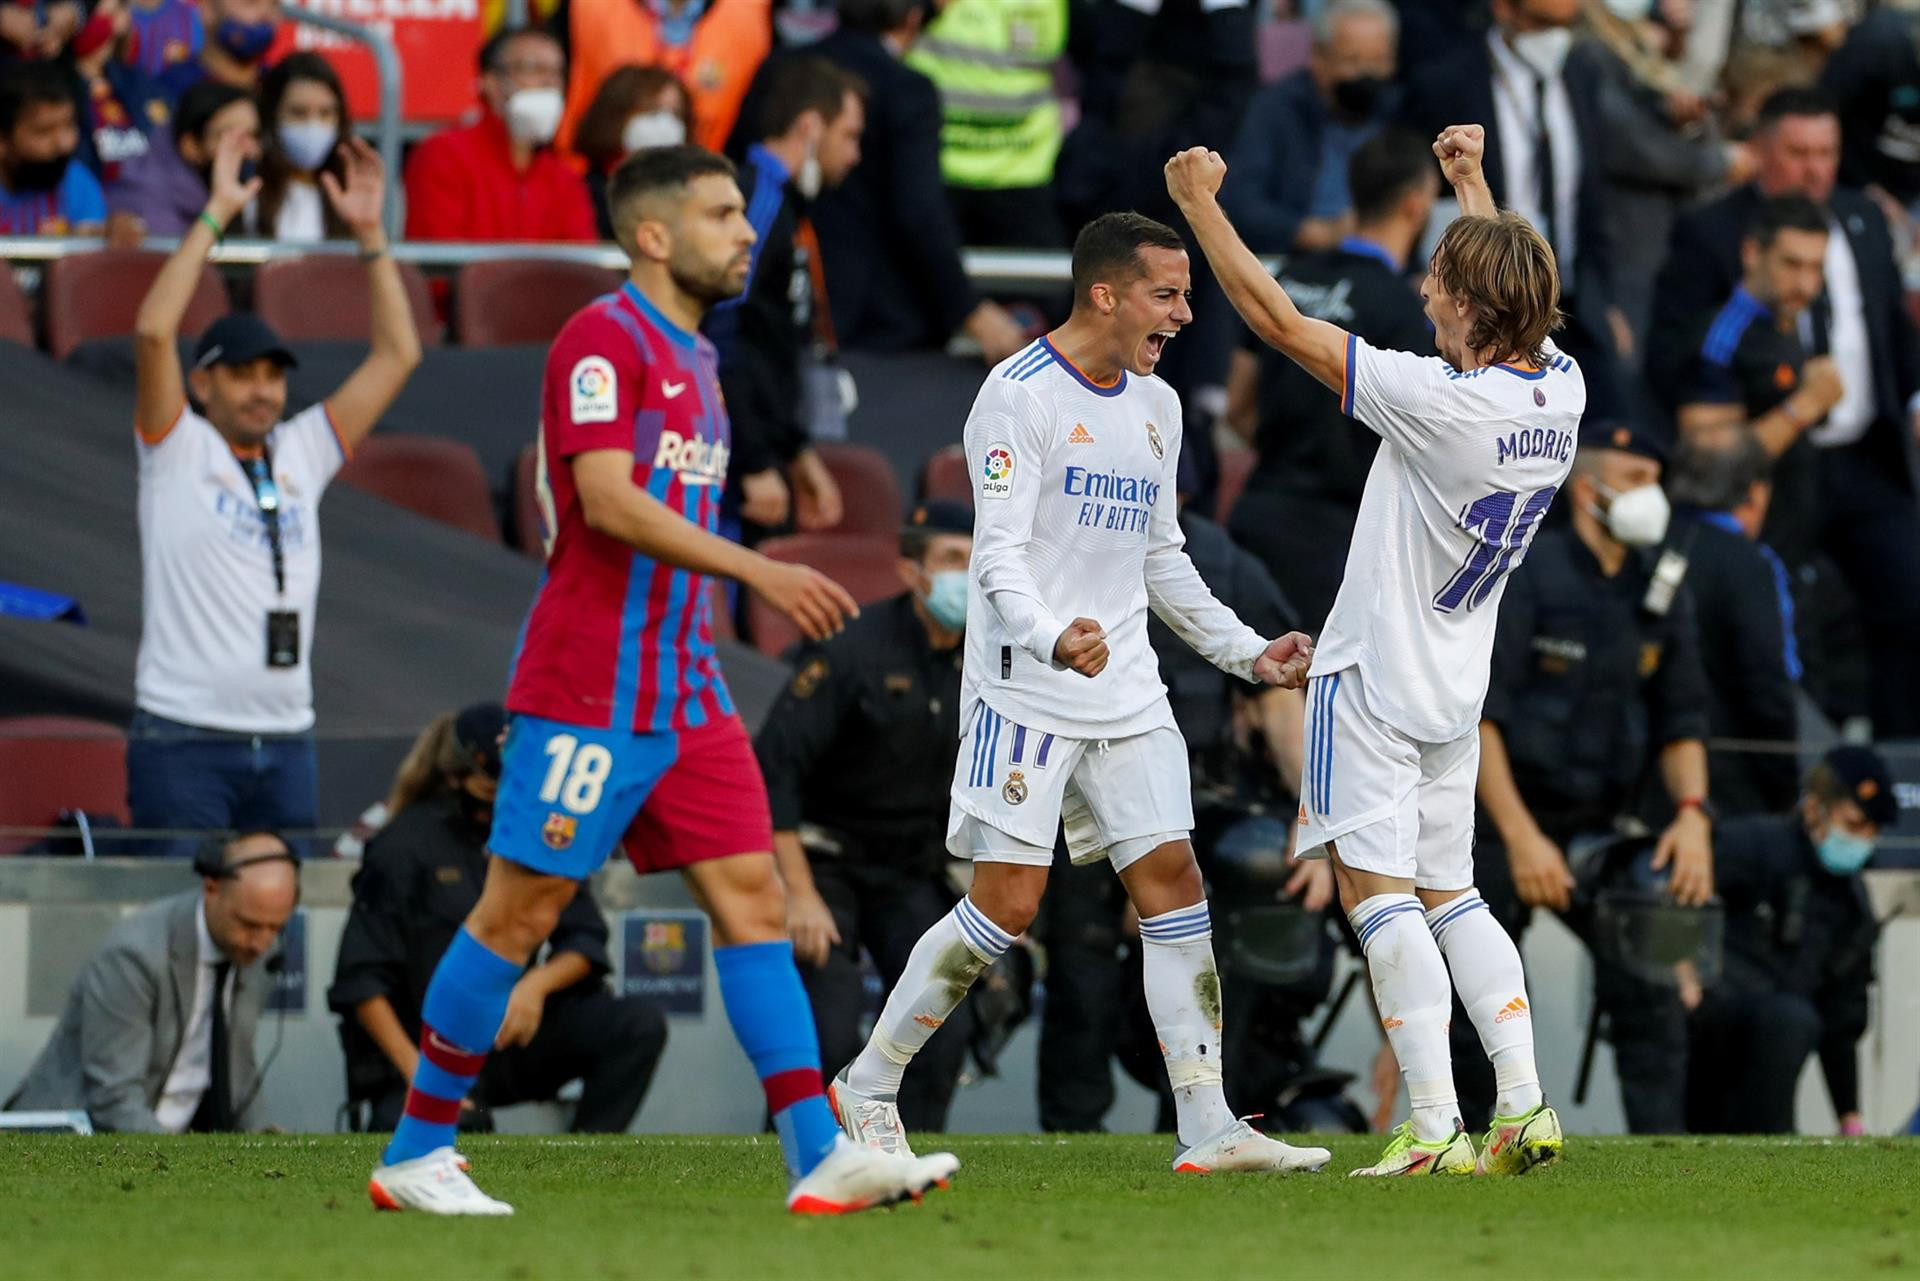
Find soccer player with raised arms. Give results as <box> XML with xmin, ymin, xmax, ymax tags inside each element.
<box><xmin>1166</xmin><ymin>126</ymin><xmax>1578</xmax><ymax>1177</ymax></box>
<box><xmin>829</xmin><ymin>212</ymin><xmax>1331</xmax><ymax>1177</ymax></box>
<box><xmin>366</xmin><ymin>146</ymin><xmax>959</xmax><ymax>1216</ymax></box>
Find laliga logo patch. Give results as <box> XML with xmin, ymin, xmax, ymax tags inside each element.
<box><xmin>1145</xmin><ymin>420</ymin><xmax>1164</xmax><ymax>460</ymax></box>
<box><xmin>1003</xmin><ymin>769</ymin><xmax>1028</xmax><ymax>806</ymax></box>
<box><xmin>570</xmin><ymin>356</ymin><xmax>617</xmax><ymax>424</ymax></box>
<box><xmin>542</xmin><ymin>812</ymin><xmax>578</xmax><ymax>850</ymax></box>
<box><xmin>981</xmin><ymin>445</ymin><xmax>1015</xmax><ymax>501</ymax></box>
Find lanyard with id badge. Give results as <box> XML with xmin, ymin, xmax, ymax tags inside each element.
<box><xmin>239</xmin><ymin>448</ymin><xmax>299</xmax><ymax>668</ymax></box>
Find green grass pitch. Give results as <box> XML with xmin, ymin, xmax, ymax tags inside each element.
<box><xmin>4</xmin><ymin>1133</ymin><xmax>1917</xmax><ymax>1279</ymax></box>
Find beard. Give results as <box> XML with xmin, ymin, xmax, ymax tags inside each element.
<box><xmin>668</xmin><ymin>248</ymin><xmax>747</xmax><ymax>307</ymax></box>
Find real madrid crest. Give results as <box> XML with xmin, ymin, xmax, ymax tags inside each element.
<box><xmin>1145</xmin><ymin>420</ymin><xmax>1164</xmax><ymax>460</ymax></box>
<box><xmin>1002</xmin><ymin>769</ymin><xmax>1029</xmax><ymax>806</ymax></box>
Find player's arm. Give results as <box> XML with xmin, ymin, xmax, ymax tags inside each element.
<box><xmin>132</xmin><ymin>132</ymin><xmax>257</xmax><ymax>443</ymax></box>
<box><xmin>1165</xmin><ymin>147</ymin><xmax>1349</xmax><ymax>395</ymax></box>
<box><xmin>968</xmin><ymin>382</ymin><xmax>1105</xmax><ymax>674</ymax></box>
<box><xmin>572</xmin><ymin>450</ymin><xmax>856</xmax><ymax>641</ymax></box>
<box><xmin>320</xmin><ymin>139</ymin><xmax>423</xmax><ymax>453</ymax></box>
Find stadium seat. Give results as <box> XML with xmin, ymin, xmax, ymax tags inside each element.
<box><xmin>814</xmin><ymin>441</ymin><xmax>903</xmax><ymax>535</ymax></box>
<box><xmin>1215</xmin><ymin>447</ymin><xmax>1255</xmax><ymax>524</ymax></box>
<box><xmin>0</xmin><ymin>716</ymin><xmax>130</xmax><ymax>855</ymax></box>
<box><xmin>336</xmin><ymin>434</ymin><xmax>502</xmax><ymax>541</ymax></box>
<box><xmin>43</xmin><ymin>249</ymin><xmax>228</xmax><ymax>359</ymax></box>
<box><xmin>0</xmin><ymin>266</ymin><xmax>32</xmax><ymax>346</ymax></box>
<box><xmin>453</xmin><ymin>259</ymin><xmax>623</xmax><ymax>347</ymax></box>
<box><xmin>921</xmin><ymin>444</ymin><xmax>973</xmax><ymax>505</ymax></box>
<box><xmin>254</xmin><ymin>254</ymin><xmax>441</xmax><ymax>345</ymax></box>
<box><xmin>512</xmin><ymin>443</ymin><xmax>547</xmax><ymax>557</ymax></box>
<box><xmin>743</xmin><ymin>533</ymin><xmax>905</xmax><ymax>658</ymax></box>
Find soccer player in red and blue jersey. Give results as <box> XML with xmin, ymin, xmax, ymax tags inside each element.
<box><xmin>368</xmin><ymin>147</ymin><xmax>959</xmax><ymax>1217</ymax></box>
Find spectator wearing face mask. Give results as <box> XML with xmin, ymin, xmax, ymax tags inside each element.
<box><xmin>573</xmin><ymin>65</ymin><xmax>692</xmax><ymax>242</ymax></box>
<box><xmin>557</xmin><ymin>0</ymin><xmax>771</xmax><ymax>156</ymax></box>
<box><xmin>155</xmin><ymin>0</ymin><xmax>283</xmax><ymax>105</ymax></box>
<box><xmin>1686</xmin><ymin>746</ymin><xmax>1895</xmax><ymax>1136</ymax></box>
<box><xmin>245</xmin><ymin>52</ymin><xmax>351</xmax><ymax>243</ymax></box>
<box><xmin>403</xmin><ymin>25</ymin><xmax>595</xmax><ymax>243</ymax></box>
<box><xmin>107</xmin><ymin>78</ymin><xmax>257</xmax><ymax>238</ymax></box>
<box><xmin>1222</xmin><ymin>0</ymin><xmax>1401</xmax><ymax>255</ymax></box>
<box><xmin>0</xmin><ymin>61</ymin><xmax>108</xmax><ymax>235</ymax></box>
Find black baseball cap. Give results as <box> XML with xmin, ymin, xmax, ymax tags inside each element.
<box><xmin>1578</xmin><ymin>419</ymin><xmax>1667</xmax><ymax>465</ymax></box>
<box><xmin>454</xmin><ymin>702</ymin><xmax>507</xmax><ymax>779</ymax></box>
<box><xmin>908</xmin><ymin>499</ymin><xmax>974</xmax><ymax>538</ymax></box>
<box><xmin>192</xmin><ymin>313</ymin><xmax>298</xmax><ymax>371</ymax></box>
<box><xmin>1821</xmin><ymin>745</ymin><xmax>1898</xmax><ymax>827</ymax></box>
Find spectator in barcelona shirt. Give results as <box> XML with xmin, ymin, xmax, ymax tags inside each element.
<box><xmin>152</xmin><ymin>0</ymin><xmax>282</xmax><ymax>105</ymax></box>
<box><xmin>0</xmin><ymin>61</ymin><xmax>107</xmax><ymax>235</ymax></box>
<box><xmin>404</xmin><ymin>25</ymin><xmax>596</xmax><ymax>243</ymax></box>
<box><xmin>107</xmin><ymin>78</ymin><xmax>257</xmax><ymax>238</ymax></box>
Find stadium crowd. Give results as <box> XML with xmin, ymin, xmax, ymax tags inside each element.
<box><xmin>3</xmin><ymin>0</ymin><xmax>1918</xmax><ymax>1143</ymax></box>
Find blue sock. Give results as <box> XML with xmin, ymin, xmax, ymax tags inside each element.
<box><xmin>713</xmin><ymin>940</ymin><xmax>841</xmax><ymax>1180</ymax></box>
<box><xmin>382</xmin><ymin>927</ymin><xmax>521</xmax><ymax>1166</ymax></box>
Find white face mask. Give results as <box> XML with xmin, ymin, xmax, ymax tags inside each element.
<box><xmin>1509</xmin><ymin>25</ymin><xmax>1576</xmax><ymax>76</ymax></box>
<box><xmin>1593</xmin><ymin>481</ymin><xmax>1671</xmax><ymax>548</ymax></box>
<box><xmin>1601</xmin><ymin>0</ymin><xmax>1654</xmax><ymax>19</ymax></box>
<box><xmin>795</xmin><ymin>145</ymin><xmax>823</xmax><ymax>199</ymax></box>
<box><xmin>276</xmin><ymin>120</ymin><xmax>337</xmax><ymax>173</ymax></box>
<box><xmin>622</xmin><ymin>110</ymin><xmax>686</xmax><ymax>154</ymax></box>
<box><xmin>504</xmin><ymin>86</ymin><xmax>564</xmax><ymax>146</ymax></box>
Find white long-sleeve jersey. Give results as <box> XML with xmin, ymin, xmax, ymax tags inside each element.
<box><xmin>960</xmin><ymin>337</ymin><xmax>1270</xmax><ymax>740</ymax></box>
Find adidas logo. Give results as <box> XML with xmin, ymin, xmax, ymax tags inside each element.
<box><xmin>1068</xmin><ymin>423</ymin><xmax>1095</xmax><ymax>444</ymax></box>
<box><xmin>1494</xmin><ymin>996</ymin><xmax>1530</xmax><ymax>1023</ymax></box>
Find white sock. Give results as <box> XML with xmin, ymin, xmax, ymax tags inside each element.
<box><xmin>1351</xmin><ymin>892</ymin><xmax>1459</xmax><ymax>1143</ymax></box>
<box><xmin>1427</xmin><ymin>890</ymin><xmax>1543</xmax><ymax>1118</ymax></box>
<box><xmin>843</xmin><ymin>896</ymin><xmax>1011</xmax><ymax>1099</ymax></box>
<box><xmin>1138</xmin><ymin>901</ymin><xmax>1236</xmax><ymax>1147</ymax></box>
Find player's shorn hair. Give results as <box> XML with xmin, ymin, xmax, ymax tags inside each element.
<box><xmin>1071</xmin><ymin>212</ymin><xmax>1185</xmax><ymax>306</ymax></box>
<box><xmin>1745</xmin><ymin>193</ymin><xmax>1827</xmax><ymax>248</ymax></box>
<box><xmin>1429</xmin><ymin>211</ymin><xmax>1561</xmax><ymax>370</ymax></box>
<box><xmin>606</xmin><ymin>145</ymin><xmax>737</xmax><ymax>251</ymax></box>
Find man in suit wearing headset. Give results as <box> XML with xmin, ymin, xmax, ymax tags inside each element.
<box><xmin>6</xmin><ymin>831</ymin><xmax>299</xmax><ymax>1132</ymax></box>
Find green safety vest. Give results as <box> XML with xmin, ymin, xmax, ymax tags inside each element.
<box><xmin>906</xmin><ymin>0</ymin><xmax>1069</xmax><ymax>191</ymax></box>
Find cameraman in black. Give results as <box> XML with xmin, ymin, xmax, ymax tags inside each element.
<box><xmin>330</xmin><ymin>703</ymin><xmax>666</xmax><ymax>1133</ymax></box>
<box><xmin>1687</xmin><ymin>746</ymin><xmax>1894</xmax><ymax>1135</ymax></box>
<box><xmin>1468</xmin><ymin>422</ymin><xmax>1716</xmax><ymax>1134</ymax></box>
<box><xmin>754</xmin><ymin>502</ymin><xmax>976</xmax><ymax>1132</ymax></box>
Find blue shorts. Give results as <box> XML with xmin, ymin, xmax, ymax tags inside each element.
<box><xmin>488</xmin><ymin>712</ymin><xmax>772</xmax><ymax>880</ymax></box>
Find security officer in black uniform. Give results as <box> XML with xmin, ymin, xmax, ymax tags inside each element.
<box><xmin>330</xmin><ymin>703</ymin><xmax>666</xmax><ymax>1133</ymax></box>
<box><xmin>754</xmin><ymin>501</ymin><xmax>975</xmax><ymax>1132</ymax></box>
<box><xmin>1036</xmin><ymin>498</ymin><xmax>1332</xmax><ymax>1133</ymax></box>
<box><xmin>1224</xmin><ymin>128</ymin><xmax>1438</xmax><ymax>631</ymax></box>
<box><xmin>1468</xmin><ymin>422</ymin><xmax>1717</xmax><ymax>1134</ymax></box>
<box><xmin>1687</xmin><ymin>746</ymin><xmax>1894</xmax><ymax>1135</ymax></box>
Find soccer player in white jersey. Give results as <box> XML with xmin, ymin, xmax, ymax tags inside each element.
<box><xmin>827</xmin><ymin>212</ymin><xmax>1331</xmax><ymax>1176</ymax></box>
<box><xmin>1167</xmin><ymin>125</ymin><xmax>1578</xmax><ymax>1177</ymax></box>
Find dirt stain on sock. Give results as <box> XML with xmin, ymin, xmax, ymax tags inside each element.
<box><xmin>933</xmin><ymin>942</ymin><xmax>988</xmax><ymax>1003</ymax></box>
<box><xmin>1195</xmin><ymin>967</ymin><xmax>1223</xmax><ymax>1030</ymax></box>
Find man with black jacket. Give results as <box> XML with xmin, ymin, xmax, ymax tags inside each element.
<box><xmin>329</xmin><ymin>704</ymin><xmax>666</xmax><ymax>1133</ymax></box>
<box><xmin>1647</xmin><ymin>87</ymin><xmax>1920</xmax><ymax>736</ymax></box>
<box><xmin>707</xmin><ymin>56</ymin><xmax>863</xmax><ymax>533</ymax></box>
<box><xmin>753</xmin><ymin>503</ymin><xmax>975</xmax><ymax>1131</ymax></box>
<box><xmin>1223</xmin><ymin>128</ymin><xmax>1437</xmax><ymax>632</ymax></box>
<box><xmin>1687</xmin><ymin>746</ymin><xmax>1893</xmax><ymax>1135</ymax></box>
<box><xmin>1662</xmin><ymin>425</ymin><xmax>1802</xmax><ymax>818</ymax></box>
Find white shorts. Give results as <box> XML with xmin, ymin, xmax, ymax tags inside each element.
<box><xmin>946</xmin><ymin>703</ymin><xmax>1193</xmax><ymax>874</ymax></box>
<box><xmin>1294</xmin><ymin>667</ymin><xmax>1479</xmax><ymax>891</ymax></box>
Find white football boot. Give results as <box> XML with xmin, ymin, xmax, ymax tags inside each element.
<box><xmin>1172</xmin><ymin>1118</ymin><xmax>1331</xmax><ymax>1174</ymax></box>
<box><xmin>369</xmin><ymin>1147</ymin><xmax>514</xmax><ymax>1215</ymax></box>
<box><xmin>787</xmin><ymin>1135</ymin><xmax>960</xmax><ymax>1215</ymax></box>
<box><xmin>827</xmin><ymin>1072</ymin><xmax>915</xmax><ymax>1157</ymax></box>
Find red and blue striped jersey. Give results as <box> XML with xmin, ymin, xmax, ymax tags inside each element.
<box><xmin>127</xmin><ymin>0</ymin><xmax>203</xmax><ymax>81</ymax></box>
<box><xmin>506</xmin><ymin>282</ymin><xmax>735</xmax><ymax>734</ymax></box>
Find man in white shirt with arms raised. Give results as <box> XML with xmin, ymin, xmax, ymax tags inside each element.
<box><xmin>828</xmin><ymin>212</ymin><xmax>1328</xmax><ymax>1177</ymax></box>
<box><xmin>1168</xmin><ymin>124</ymin><xmax>1577</xmax><ymax>1177</ymax></box>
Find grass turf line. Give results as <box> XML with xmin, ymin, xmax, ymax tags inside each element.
<box><xmin>4</xmin><ymin>1133</ymin><xmax>1917</xmax><ymax>1280</ymax></box>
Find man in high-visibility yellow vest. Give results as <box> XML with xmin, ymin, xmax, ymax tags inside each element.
<box><xmin>907</xmin><ymin>0</ymin><xmax>1068</xmax><ymax>247</ymax></box>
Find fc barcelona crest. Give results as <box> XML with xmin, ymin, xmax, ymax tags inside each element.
<box><xmin>542</xmin><ymin>812</ymin><xmax>577</xmax><ymax>850</ymax></box>
<box><xmin>1003</xmin><ymin>769</ymin><xmax>1029</xmax><ymax>806</ymax></box>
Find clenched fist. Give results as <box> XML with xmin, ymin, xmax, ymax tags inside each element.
<box><xmin>1252</xmin><ymin>631</ymin><xmax>1314</xmax><ymax>688</ymax></box>
<box><xmin>1433</xmin><ymin>124</ymin><xmax>1486</xmax><ymax>189</ymax></box>
<box><xmin>1054</xmin><ymin>617</ymin><xmax>1110</xmax><ymax>678</ymax></box>
<box><xmin>1165</xmin><ymin>147</ymin><xmax>1228</xmax><ymax>210</ymax></box>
